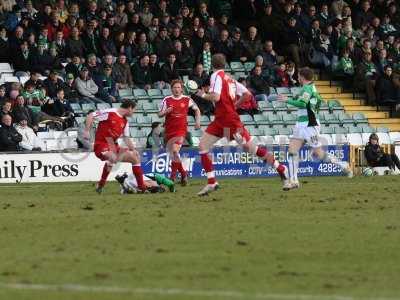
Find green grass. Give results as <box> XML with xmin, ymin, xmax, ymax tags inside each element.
<box><xmin>0</xmin><ymin>176</ymin><xmax>400</xmax><ymax>300</ymax></box>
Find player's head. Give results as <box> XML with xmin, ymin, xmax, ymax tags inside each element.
<box><xmin>120</xmin><ymin>99</ymin><xmax>137</xmax><ymax>116</ymax></box>
<box><xmin>211</xmin><ymin>53</ymin><xmax>226</xmax><ymax>71</ymax></box>
<box><xmin>298</xmin><ymin>67</ymin><xmax>314</xmax><ymax>85</ymax></box>
<box><xmin>171</xmin><ymin>79</ymin><xmax>183</xmax><ymax>97</ymax></box>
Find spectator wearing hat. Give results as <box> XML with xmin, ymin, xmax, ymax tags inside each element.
<box><xmin>15</xmin><ymin>116</ymin><xmax>44</xmax><ymax>151</ymax></box>
<box><xmin>365</xmin><ymin>133</ymin><xmax>400</xmax><ymax>174</ymax></box>
<box><xmin>161</xmin><ymin>52</ymin><xmax>180</xmax><ymax>83</ymax></box>
<box><xmin>113</xmin><ymin>54</ymin><xmax>133</xmax><ymax>89</ymax></box>
<box><xmin>229</xmin><ymin>27</ymin><xmax>249</xmax><ymax>63</ymax></box>
<box><xmin>153</xmin><ymin>26</ymin><xmax>173</xmax><ymax>63</ymax></box>
<box><xmin>0</xmin><ymin>114</ymin><xmax>22</xmax><ymax>152</ymax></box>
<box><xmin>132</xmin><ymin>55</ymin><xmax>152</xmax><ymax>89</ymax></box>
<box><xmin>75</xmin><ymin>67</ymin><xmax>102</xmax><ymax>104</ymax></box>
<box><xmin>65</xmin><ymin>26</ymin><xmax>85</xmax><ymax>58</ymax></box>
<box><xmin>64</xmin><ymin>73</ymin><xmax>80</xmax><ymax>101</ymax></box>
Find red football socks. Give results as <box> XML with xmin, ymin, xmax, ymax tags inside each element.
<box><xmin>98</xmin><ymin>163</ymin><xmax>112</xmax><ymax>187</ymax></box>
<box><xmin>132</xmin><ymin>164</ymin><xmax>146</xmax><ymax>191</ymax></box>
<box><xmin>200</xmin><ymin>152</ymin><xmax>216</xmax><ymax>184</ymax></box>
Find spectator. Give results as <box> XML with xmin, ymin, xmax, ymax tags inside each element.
<box><xmin>25</xmin><ymin>72</ymin><xmax>44</xmax><ymax>90</ymax></box>
<box><xmin>43</xmin><ymin>88</ymin><xmax>74</xmax><ymax>128</ymax></box>
<box><xmin>236</xmin><ymin>78</ymin><xmax>259</xmax><ymax>116</ymax></box>
<box><xmin>139</xmin><ymin>3</ymin><xmax>152</xmax><ymax>28</ymax></box>
<box><xmin>13</xmin><ymin>41</ymin><xmax>33</xmax><ymax>76</ymax></box>
<box><xmin>81</xmin><ymin>20</ymin><xmax>100</xmax><ymax>57</ymax></box>
<box><xmin>260</xmin><ymin>40</ymin><xmax>279</xmax><ymax>68</ymax></box>
<box><xmin>74</xmin><ymin>67</ymin><xmax>101</xmax><ymax>103</ymax></box>
<box><xmin>136</xmin><ymin>32</ymin><xmax>153</xmax><ymax>58</ymax></box>
<box><xmin>113</xmin><ymin>54</ymin><xmax>133</xmax><ymax>89</ymax></box>
<box><xmin>275</xmin><ymin>62</ymin><xmax>290</xmax><ymax>87</ymax></box>
<box><xmin>0</xmin><ymin>26</ymin><xmax>9</xmax><ymax>63</ymax></box>
<box><xmin>0</xmin><ymin>86</ymin><xmax>6</xmax><ymax>104</ymax></box>
<box><xmin>43</xmin><ymin>70</ymin><xmax>65</xmax><ymax>99</ymax></box>
<box><xmin>375</xmin><ymin>65</ymin><xmax>400</xmax><ymax>109</ymax></box>
<box><xmin>354</xmin><ymin>0</ymin><xmax>375</xmax><ymax>29</ymax></box>
<box><xmin>146</xmin><ymin>121</ymin><xmax>163</xmax><ymax>149</ymax></box>
<box><xmin>161</xmin><ymin>53</ymin><xmax>180</xmax><ymax>83</ymax></box>
<box><xmin>247</xmin><ymin>66</ymin><xmax>270</xmax><ymax>102</ymax></box>
<box><xmin>64</xmin><ymin>73</ymin><xmax>80</xmax><ymax>101</ymax></box>
<box><xmin>132</xmin><ymin>55</ymin><xmax>152</xmax><ymax>89</ymax></box>
<box><xmin>354</xmin><ymin>51</ymin><xmax>378</xmax><ymax>105</ymax></box>
<box><xmin>334</xmin><ymin>49</ymin><xmax>355</xmax><ymax>86</ymax></box>
<box><xmin>0</xmin><ymin>100</ymin><xmax>12</xmax><ymax>120</ymax></box>
<box><xmin>65</xmin><ymin>55</ymin><xmax>83</xmax><ymax>79</ymax></box>
<box><xmin>0</xmin><ymin>114</ymin><xmax>22</xmax><ymax>152</ymax></box>
<box><xmin>286</xmin><ymin>61</ymin><xmax>299</xmax><ymax>87</ymax></box>
<box><xmin>149</xmin><ymin>53</ymin><xmax>167</xmax><ymax>89</ymax></box>
<box><xmin>189</xmin><ymin>63</ymin><xmax>209</xmax><ymax>88</ymax></box>
<box><xmin>243</xmin><ymin>26</ymin><xmax>262</xmax><ymax>61</ymax></box>
<box><xmin>228</xmin><ymin>27</ymin><xmax>248</xmax><ymax>62</ymax></box>
<box><xmin>15</xmin><ymin>117</ymin><xmax>44</xmax><ymax>151</ymax></box>
<box><xmin>22</xmin><ymin>82</ymin><xmax>46</xmax><ymax>106</ymax></box>
<box><xmin>282</xmin><ymin>17</ymin><xmax>305</xmax><ymax>67</ymax></box>
<box><xmin>174</xmin><ymin>40</ymin><xmax>195</xmax><ymax>75</ymax></box>
<box><xmin>153</xmin><ymin>26</ymin><xmax>173</xmax><ymax>63</ymax></box>
<box><xmin>65</xmin><ymin>26</ymin><xmax>85</xmax><ymax>58</ymax></box>
<box><xmin>99</xmin><ymin>27</ymin><xmax>117</xmax><ymax>57</ymax></box>
<box><xmin>95</xmin><ymin>65</ymin><xmax>119</xmax><ymax>104</ymax></box>
<box><xmin>197</xmin><ymin>41</ymin><xmax>212</xmax><ymax>74</ymax></box>
<box><xmin>213</xmin><ymin>29</ymin><xmax>231</xmax><ymax>60</ymax></box>
<box><xmin>259</xmin><ymin>4</ymin><xmax>281</xmax><ymax>43</ymax></box>
<box><xmin>115</xmin><ymin>2</ymin><xmax>128</xmax><ymax>29</ymax></box>
<box><xmin>12</xmin><ymin>95</ymin><xmax>38</xmax><ymax>129</ymax></box>
<box><xmin>374</xmin><ymin>48</ymin><xmax>389</xmax><ymax>76</ymax></box>
<box><xmin>205</xmin><ymin>16</ymin><xmax>219</xmax><ymax>42</ymax></box>
<box><xmin>191</xmin><ymin>27</ymin><xmax>207</xmax><ymax>59</ymax></box>
<box><xmin>86</xmin><ymin>53</ymin><xmax>101</xmax><ymax>78</ymax></box>
<box><xmin>365</xmin><ymin>133</ymin><xmax>400</xmax><ymax>174</ymax></box>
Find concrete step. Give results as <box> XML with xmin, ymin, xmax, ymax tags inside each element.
<box><xmin>369</xmin><ymin>118</ymin><xmax>400</xmax><ymax>124</ymax></box>
<box><xmin>321</xmin><ymin>93</ymin><xmax>355</xmax><ymax>99</ymax></box>
<box><xmin>345</xmin><ymin>105</ymin><xmax>377</xmax><ymax>111</ymax></box>
<box><xmin>337</xmin><ymin>99</ymin><xmax>366</xmax><ymax>106</ymax></box>
<box><xmin>361</xmin><ymin>111</ymin><xmax>389</xmax><ymax>119</ymax></box>
<box><xmin>315</xmin><ymin>80</ymin><xmax>341</xmax><ymax>87</ymax></box>
<box><xmin>318</xmin><ymin>86</ymin><xmax>342</xmax><ymax>93</ymax></box>
<box><xmin>384</xmin><ymin>124</ymin><xmax>400</xmax><ymax>131</ymax></box>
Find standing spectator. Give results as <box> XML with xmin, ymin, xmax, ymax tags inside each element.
<box><xmin>149</xmin><ymin>53</ymin><xmax>166</xmax><ymax>89</ymax></box>
<box><xmin>375</xmin><ymin>65</ymin><xmax>400</xmax><ymax>109</ymax></box>
<box><xmin>132</xmin><ymin>55</ymin><xmax>152</xmax><ymax>89</ymax></box>
<box><xmin>354</xmin><ymin>51</ymin><xmax>378</xmax><ymax>105</ymax></box>
<box><xmin>13</xmin><ymin>41</ymin><xmax>33</xmax><ymax>76</ymax></box>
<box><xmin>365</xmin><ymin>133</ymin><xmax>400</xmax><ymax>173</ymax></box>
<box><xmin>197</xmin><ymin>41</ymin><xmax>212</xmax><ymax>74</ymax></box>
<box><xmin>0</xmin><ymin>114</ymin><xmax>22</xmax><ymax>152</ymax></box>
<box><xmin>259</xmin><ymin>4</ymin><xmax>281</xmax><ymax>44</ymax></box>
<box><xmin>15</xmin><ymin>117</ymin><xmax>44</xmax><ymax>151</ymax></box>
<box><xmin>191</xmin><ymin>27</ymin><xmax>207</xmax><ymax>59</ymax></box>
<box><xmin>161</xmin><ymin>53</ymin><xmax>180</xmax><ymax>83</ymax></box>
<box><xmin>65</xmin><ymin>26</ymin><xmax>85</xmax><ymax>58</ymax></box>
<box><xmin>282</xmin><ymin>17</ymin><xmax>305</xmax><ymax>67</ymax></box>
<box><xmin>113</xmin><ymin>54</ymin><xmax>133</xmax><ymax>89</ymax></box>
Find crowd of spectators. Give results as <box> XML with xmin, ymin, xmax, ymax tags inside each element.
<box><xmin>0</xmin><ymin>0</ymin><xmax>400</xmax><ymax>152</ymax></box>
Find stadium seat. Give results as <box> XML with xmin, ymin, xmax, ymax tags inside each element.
<box><xmin>70</xmin><ymin>103</ymin><xmax>83</xmax><ymax>115</ymax></box>
<box><xmin>319</xmin><ymin>100</ymin><xmax>329</xmax><ymax>112</ymax></box>
<box><xmin>274</xmin><ymin>135</ymin><xmax>290</xmax><ymax>145</ymax></box>
<box><xmin>328</xmin><ymin>99</ymin><xmax>343</xmax><ymax>111</ymax></box>
<box><xmin>150</xmin><ymin>114</ymin><xmax>162</xmax><ymax>123</ymax></box>
<box><xmin>147</xmin><ymin>89</ymin><xmax>163</xmax><ymax>100</ymax></box>
<box><xmin>320</xmin><ymin>126</ymin><xmax>335</xmax><ymax>134</ymax></box>
<box><xmin>136</xmin><ymin>115</ymin><xmax>152</xmax><ymax>126</ymax></box>
<box><xmin>257</xmin><ymin>135</ymin><xmax>275</xmax><ymax>145</ymax></box>
<box><xmin>352</xmin><ymin>112</ymin><xmax>368</xmax><ymax>124</ymax></box>
<box><xmin>276</xmin><ymin>87</ymin><xmax>291</xmax><ymax>95</ymax></box>
<box><xmin>230</xmin><ymin>61</ymin><xmax>245</xmax><ymax>72</ymax></box>
<box><xmin>362</xmin><ymin>126</ymin><xmax>376</xmax><ymax>133</ymax></box>
<box><xmin>240</xmin><ymin>114</ymin><xmax>255</xmax><ymax>125</ymax></box>
<box><xmin>244</xmin><ymin>62</ymin><xmax>255</xmax><ymax>73</ymax></box>
<box><xmin>347</xmin><ymin>126</ymin><xmax>363</xmax><ymax>134</ymax></box>
<box><xmin>376</xmin><ymin>132</ymin><xmax>391</xmax><ymax>144</ymax></box>
<box><xmin>253</xmin><ymin>114</ymin><xmax>269</xmax><ymax>125</ymax></box>
<box><xmin>337</xmin><ymin>112</ymin><xmax>354</xmax><ymax>124</ymax></box>
<box><xmin>282</xmin><ymin>114</ymin><xmax>296</xmax><ymax>125</ymax></box>
<box><xmin>130</xmin><ymin>128</ymin><xmax>147</xmax><ymax>138</ymax></box>
<box><xmin>142</xmin><ymin>102</ymin><xmax>158</xmax><ymax>113</ymax></box>
<box><xmin>322</xmin><ymin>112</ymin><xmax>339</xmax><ymax>125</ymax></box>
<box><xmin>162</xmin><ymin>88</ymin><xmax>172</xmax><ymax>96</ymax></box>
<box><xmin>81</xmin><ymin>103</ymin><xmax>96</xmax><ymax>113</ymax></box>
<box><xmin>128</xmin><ymin>115</ymin><xmax>136</xmax><ymax>124</ymax></box>
<box><xmin>277</xmin><ymin>127</ymin><xmax>292</xmax><ymax>135</ymax></box>
<box><xmin>119</xmin><ymin>88</ymin><xmax>134</xmax><ymax>98</ymax></box>
<box><xmin>233</xmin><ymin>71</ymin><xmax>246</xmax><ymax>80</ymax></box>
<box><xmin>389</xmin><ymin>132</ymin><xmax>400</xmax><ymax>143</ymax></box>
<box><xmin>331</xmin><ymin>133</ymin><xmax>349</xmax><ymax>145</ymax></box>
<box><xmin>249</xmin><ymin>127</ymin><xmax>263</xmax><ymax>136</ymax></box>
<box><xmin>200</xmin><ymin>115</ymin><xmax>210</xmax><ymax>125</ymax></box>
<box><xmin>263</xmin><ymin>127</ymin><xmax>278</xmax><ymax>136</ymax></box>
<box><xmin>376</xmin><ymin>127</ymin><xmax>390</xmax><ymax>133</ymax></box>
<box><xmin>74</xmin><ymin>116</ymin><xmax>85</xmax><ymax>125</ymax></box>
<box><xmin>96</xmin><ymin>103</ymin><xmax>111</xmax><ymax>110</ymax></box>
<box><xmin>191</xmin><ymin>129</ymin><xmax>203</xmax><ymax>137</ymax></box>
<box><xmin>257</xmin><ymin>101</ymin><xmax>273</xmax><ymax>111</ymax></box>
<box><xmin>272</xmin><ymin>101</ymin><xmax>287</xmax><ymax>112</ymax></box>
<box><xmin>269</xmin><ymin>87</ymin><xmax>277</xmax><ymax>95</ymax></box>
<box><xmin>290</xmin><ymin>87</ymin><xmax>302</xmax><ymax>96</ymax></box>
<box><xmin>347</xmin><ymin>133</ymin><xmax>363</xmax><ymax>145</ymax></box>
<box><xmin>133</xmin><ymin>89</ymin><xmax>148</xmax><ymax>100</ymax></box>
<box><xmin>187</xmin><ymin>116</ymin><xmax>196</xmax><ymax>125</ymax></box>
<box><xmin>192</xmin><ymin>136</ymin><xmax>200</xmax><ymax>146</ymax></box>
<box><xmin>267</xmin><ymin>113</ymin><xmax>283</xmax><ymax>125</ymax></box>
<box><xmin>112</xmin><ymin>103</ymin><xmax>121</xmax><ymax>108</ymax></box>
<box><xmin>334</xmin><ymin>127</ymin><xmax>348</xmax><ymax>134</ymax></box>
<box><xmin>361</xmin><ymin>133</ymin><xmax>372</xmax><ymax>144</ymax></box>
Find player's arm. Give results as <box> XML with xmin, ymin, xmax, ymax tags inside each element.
<box><xmin>234</xmin><ymin>81</ymin><xmax>251</xmax><ymax>108</ymax></box>
<box><xmin>197</xmin><ymin>72</ymin><xmax>222</xmax><ymax>102</ymax></box>
<box><xmin>122</xmin><ymin>123</ymin><xmax>136</xmax><ymax>151</ymax></box>
<box><xmin>200</xmin><ymin>91</ymin><xmax>220</xmax><ymax>102</ymax></box>
<box><xmin>189</xmin><ymin>99</ymin><xmax>201</xmax><ymax>129</ymax></box>
<box><xmin>158</xmin><ymin>99</ymin><xmax>173</xmax><ymax>117</ymax></box>
<box><xmin>277</xmin><ymin>92</ymin><xmax>308</xmax><ymax>108</ymax></box>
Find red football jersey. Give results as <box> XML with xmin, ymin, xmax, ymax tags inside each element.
<box><xmin>93</xmin><ymin>108</ymin><xmax>129</xmax><ymax>146</ymax></box>
<box><xmin>210</xmin><ymin>70</ymin><xmax>241</xmax><ymax>126</ymax></box>
<box><xmin>159</xmin><ymin>95</ymin><xmax>195</xmax><ymax>139</ymax></box>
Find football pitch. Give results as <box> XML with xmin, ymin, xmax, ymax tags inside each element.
<box><xmin>0</xmin><ymin>176</ymin><xmax>399</xmax><ymax>300</ymax></box>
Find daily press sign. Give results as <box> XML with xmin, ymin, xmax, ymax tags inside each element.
<box><xmin>0</xmin><ymin>146</ymin><xmax>349</xmax><ymax>183</ymax></box>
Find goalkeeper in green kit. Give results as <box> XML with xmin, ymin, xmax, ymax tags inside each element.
<box><xmin>277</xmin><ymin>67</ymin><xmax>353</xmax><ymax>191</ymax></box>
<box><xmin>115</xmin><ymin>172</ymin><xmax>175</xmax><ymax>194</ymax></box>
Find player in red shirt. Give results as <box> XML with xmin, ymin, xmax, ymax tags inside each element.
<box><xmin>158</xmin><ymin>79</ymin><xmax>201</xmax><ymax>185</ymax></box>
<box><xmin>196</xmin><ymin>54</ymin><xmax>289</xmax><ymax>196</ymax></box>
<box><xmin>84</xmin><ymin>99</ymin><xmax>147</xmax><ymax>193</ymax></box>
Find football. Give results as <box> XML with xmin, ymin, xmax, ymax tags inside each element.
<box><xmin>185</xmin><ymin>80</ymin><xmax>199</xmax><ymax>94</ymax></box>
<box><xmin>362</xmin><ymin>167</ymin><xmax>374</xmax><ymax>177</ymax></box>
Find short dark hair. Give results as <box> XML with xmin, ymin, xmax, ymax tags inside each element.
<box><xmin>151</xmin><ymin>121</ymin><xmax>161</xmax><ymax>129</ymax></box>
<box><xmin>120</xmin><ymin>99</ymin><xmax>137</xmax><ymax>109</ymax></box>
<box><xmin>298</xmin><ymin>67</ymin><xmax>314</xmax><ymax>81</ymax></box>
<box><xmin>211</xmin><ymin>53</ymin><xmax>226</xmax><ymax>69</ymax></box>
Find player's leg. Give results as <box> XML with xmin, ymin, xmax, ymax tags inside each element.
<box><xmin>198</xmin><ymin>131</ymin><xmax>221</xmax><ymax>196</ymax></box>
<box><xmin>95</xmin><ymin>149</ymin><xmax>118</xmax><ymax>193</ymax></box>
<box><xmin>118</xmin><ymin>149</ymin><xmax>147</xmax><ymax>192</ymax></box>
<box><xmin>167</xmin><ymin>137</ymin><xmax>188</xmax><ymax>185</ymax></box>
<box><xmin>287</xmin><ymin>138</ymin><xmax>303</xmax><ymax>189</ymax></box>
<box><xmin>146</xmin><ymin>173</ymin><xmax>176</xmax><ymax>192</ymax></box>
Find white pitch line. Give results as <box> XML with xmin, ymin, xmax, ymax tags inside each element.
<box><xmin>0</xmin><ymin>283</ymin><xmax>398</xmax><ymax>300</ymax></box>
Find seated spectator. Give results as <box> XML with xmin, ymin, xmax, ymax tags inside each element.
<box><xmin>12</xmin><ymin>95</ymin><xmax>38</xmax><ymax>130</ymax></box>
<box><xmin>43</xmin><ymin>70</ymin><xmax>65</xmax><ymax>98</ymax></box>
<box><xmin>65</xmin><ymin>26</ymin><xmax>85</xmax><ymax>58</ymax></box>
<box><xmin>85</xmin><ymin>53</ymin><xmax>102</xmax><ymax>78</ymax></box>
<box><xmin>13</xmin><ymin>41</ymin><xmax>33</xmax><ymax>76</ymax></box>
<box><xmin>281</xmin><ymin>17</ymin><xmax>305</xmax><ymax>67</ymax></box>
<box><xmin>31</xmin><ymin>42</ymin><xmax>55</xmax><ymax>75</ymax></box>
<box><xmin>243</xmin><ymin>26</ymin><xmax>263</xmax><ymax>61</ymax></box>
<box><xmin>25</xmin><ymin>72</ymin><xmax>44</xmax><ymax>90</ymax></box>
<box><xmin>95</xmin><ymin>65</ymin><xmax>119</xmax><ymax>103</ymax></box>
<box><xmin>247</xmin><ymin>66</ymin><xmax>270</xmax><ymax>102</ymax></box>
<box><xmin>0</xmin><ymin>100</ymin><xmax>12</xmax><ymax>120</ymax></box>
<box><xmin>213</xmin><ymin>29</ymin><xmax>231</xmax><ymax>60</ymax></box>
<box><xmin>286</xmin><ymin>61</ymin><xmax>298</xmax><ymax>87</ymax></box>
<box><xmin>0</xmin><ymin>114</ymin><xmax>22</xmax><ymax>152</ymax></box>
<box><xmin>161</xmin><ymin>53</ymin><xmax>180</xmax><ymax>83</ymax></box>
<box><xmin>354</xmin><ymin>51</ymin><xmax>379</xmax><ymax>105</ymax></box>
<box><xmin>365</xmin><ymin>133</ymin><xmax>400</xmax><ymax>174</ymax></box>
<box><xmin>15</xmin><ymin>117</ymin><xmax>44</xmax><ymax>151</ymax></box>
<box><xmin>113</xmin><ymin>54</ymin><xmax>133</xmax><ymax>89</ymax></box>
<box><xmin>375</xmin><ymin>66</ymin><xmax>400</xmax><ymax>110</ymax></box>
<box><xmin>153</xmin><ymin>26</ymin><xmax>174</xmax><ymax>63</ymax></box>
<box><xmin>136</xmin><ymin>32</ymin><xmax>153</xmax><ymax>59</ymax></box>
<box><xmin>189</xmin><ymin>63</ymin><xmax>209</xmax><ymax>88</ymax></box>
<box><xmin>65</xmin><ymin>55</ymin><xmax>83</xmax><ymax>79</ymax></box>
<box><xmin>309</xmin><ymin>31</ymin><xmax>333</xmax><ymax>69</ymax></box>
<box><xmin>74</xmin><ymin>67</ymin><xmax>102</xmax><ymax>104</ymax></box>
<box><xmin>275</xmin><ymin>63</ymin><xmax>290</xmax><ymax>87</ymax></box>
<box><xmin>146</xmin><ymin>121</ymin><xmax>163</xmax><ymax>149</ymax></box>
<box><xmin>174</xmin><ymin>39</ymin><xmax>195</xmax><ymax>75</ymax></box>
<box><xmin>260</xmin><ymin>40</ymin><xmax>279</xmax><ymax>68</ymax></box>
<box><xmin>0</xmin><ymin>86</ymin><xmax>7</xmax><ymax>104</ymax></box>
<box><xmin>64</xmin><ymin>73</ymin><xmax>80</xmax><ymax>101</ymax></box>
<box><xmin>132</xmin><ymin>55</ymin><xmax>152</xmax><ymax>90</ymax></box>
<box><xmin>334</xmin><ymin>49</ymin><xmax>355</xmax><ymax>82</ymax></box>
<box><xmin>99</xmin><ymin>27</ymin><xmax>117</xmax><ymax>57</ymax></box>
<box><xmin>197</xmin><ymin>41</ymin><xmax>212</xmax><ymax>74</ymax></box>
<box><xmin>235</xmin><ymin>78</ymin><xmax>259</xmax><ymax>116</ymax></box>
<box><xmin>21</xmin><ymin>82</ymin><xmax>46</xmax><ymax>106</ymax></box>
<box><xmin>42</xmin><ymin>88</ymin><xmax>74</xmax><ymax>128</ymax></box>
<box><xmin>228</xmin><ymin>27</ymin><xmax>248</xmax><ymax>62</ymax></box>
<box><xmin>149</xmin><ymin>53</ymin><xmax>168</xmax><ymax>89</ymax></box>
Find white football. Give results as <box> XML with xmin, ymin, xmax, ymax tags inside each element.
<box><xmin>185</xmin><ymin>80</ymin><xmax>199</xmax><ymax>94</ymax></box>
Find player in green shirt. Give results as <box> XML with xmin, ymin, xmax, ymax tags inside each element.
<box><xmin>277</xmin><ymin>67</ymin><xmax>353</xmax><ymax>190</ymax></box>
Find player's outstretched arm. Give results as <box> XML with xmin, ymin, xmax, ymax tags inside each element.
<box><xmin>277</xmin><ymin>94</ymin><xmax>307</xmax><ymax>108</ymax></box>
<box><xmin>158</xmin><ymin>106</ymin><xmax>173</xmax><ymax>117</ymax></box>
<box><xmin>193</xmin><ymin>104</ymin><xmax>201</xmax><ymax>129</ymax></box>
<box><xmin>196</xmin><ymin>90</ymin><xmax>220</xmax><ymax>102</ymax></box>
<box><xmin>235</xmin><ymin>91</ymin><xmax>252</xmax><ymax>108</ymax></box>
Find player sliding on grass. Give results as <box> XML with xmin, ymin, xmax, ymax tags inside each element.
<box><xmin>196</xmin><ymin>53</ymin><xmax>289</xmax><ymax>196</ymax></box>
<box><xmin>115</xmin><ymin>172</ymin><xmax>175</xmax><ymax>194</ymax></box>
<box><xmin>84</xmin><ymin>99</ymin><xmax>147</xmax><ymax>194</ymax></box>
<box><xmin>277</xmin><ymin>67</ymin><xmax>353</xmax><ymax>191</ymax></box>
<box><xmin>158</xmin><ymin>79</ymin><xmax>201</xmax><ymax>185</ymax></box>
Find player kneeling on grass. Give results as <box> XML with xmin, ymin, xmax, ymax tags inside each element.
<box><xmin>84</xmin><ymin>99</ymin><xmax>148</xmax><ymax>194</ymax></box>
<box><xmin>196</xmin><ymin>53</ymin><xmax>289</xmax><ymax>196</ymax></box>
<box><xmin>115</xmin><ymin>173</ymin><xmax>176</xmax><ymax>194</ymax></box>
<box><xmin>158</xmin><ymin>79</ymin><xmax>201</xmax><ymax>186</ymax></box>
<box><xmin>277</xmin><ymin>67</ymin><xmax>353</xmax><ymax>191</ymax></box>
